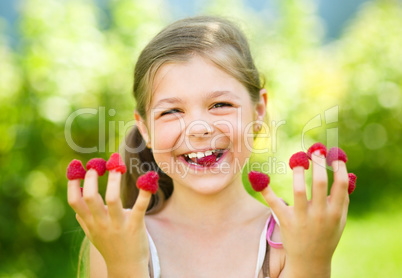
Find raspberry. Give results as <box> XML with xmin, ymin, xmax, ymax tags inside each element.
<box><xmin>348</xmin><ymin>173</ymin><xmax>357</xmax><ymax>194</ymax></box>
<box><xmin>196</xmin><ymin>155</ymin><xmax>217</xmax><ymax>167</ymax></box>
<box><xmin>307</xmin><ymin>142</ymin><xmax>327</xmax><ymax>159</ymax></box>
<box><xmin>106</xmin><ymin>153</ymin><xmax>127</xmax><ymax>174</ymax></box>
<box><xmin>248</xmin><ymin>171</ymin><xmax>270</xmax><ymax>192</ymax></box>
<box><xmin>67</xmin><ymin>159</ymin><xmax>87</xmax><ymax>180</ymax></box>
<box><xmin>326</xmin><ymin>147</ymin><xmax>348</xmax><ymax>166</ymax></box>
<box><xmin>289</xmin><ymin>151</ymin><xmax>310</xmax><ymax>170</ymax></box>
<box><xmin>136</xmin><ymin>171</ymin><xmax>159</xmax><ymax>194</ymax></box>
<box><xmin>86</xmin><ymin>158</ymin><xmax>107</xmax><ymax>176</ymax></box>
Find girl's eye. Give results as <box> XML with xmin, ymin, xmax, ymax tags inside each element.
<box><xmin>212</xmin><ymin>102</ymin><xmax>232</xmax><ymax>109</ymax></box>
<box><xmin>160</xmin><ymin>108</ymin><xmax>181</xmax><ymax>116</ymax></box>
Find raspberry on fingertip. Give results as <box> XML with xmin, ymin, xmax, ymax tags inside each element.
<box><xmin>86</xmin><ymin>158</ymin><xmax>107</xmax><ymax>176</ymax></box>
<box><xmin>106</xmin><ymin>153</ymin><xmax>127</xmax><ymax>174</ymax></box>
<box><xmin>67</xmin><ymin>159</ymin><xmax>87</xmax><ymax>180</ymax></box>
<box><xmin>136</xmin><ymin>171</ymin><xmax>159</xmax><ymax>194</ymax></box>
<box><xmin>289</xmin><ymin>151</ymin><xmax>310</xmax><ymax>170</ymax></box>
<box><xmin>248</xmin><ymin>171</ymin><xmax>270</xmax><ymax>192</ymax></box>
<box><xmin>326</xmin><ymin>147</ymin><xmax>348</xmax><ymax>166</ymax></box>
<box><xmin>307</xmin><ymin>142</ymin><xmax>327</xmax><ymax>160</ymax></box>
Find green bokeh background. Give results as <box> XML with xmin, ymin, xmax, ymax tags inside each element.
<box><xmin>0</xmin><ymin>0</ymin><xmax>401</xmax><ymax>277</ymax></box>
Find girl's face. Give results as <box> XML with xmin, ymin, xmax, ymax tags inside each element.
<box><xmin>135</xmin><ymin>55</ymin><xmax>266</xmax><ymax>195</ymax></box>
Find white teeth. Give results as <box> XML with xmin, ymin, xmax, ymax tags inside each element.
<box><xmin>205</xmin><ymin>150</ymin><xmax>213</xmax><ymax>156</ymax></box>
<box><xmin>183</xmin><ymin>149</ymin><xmax>221</xmax><ymax>159</ymax></box>
<box><xmin>188</xmin><ymin>153</ymin><xmax>197</xmax><ymax>158</ymax></box>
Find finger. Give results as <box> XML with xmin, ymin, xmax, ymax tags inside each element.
<box><xmin>67</xmin><ymin>179</ymin><xmax>91</xmax><ymax>220</ymax></box>
<box><xmin>329</xmin><ymin>161</ymin><xmax>349</xmax><ymax>210</ymax></box>
<box><xmin>130</xmin><ymin>189</ymin><xmax>152</xmax><ymax>223</ymax></box>
<box><xmin>76</xmin><ymin>213</ymin><xmax>90</xmax><ymax>237</ymax></box>
<box><xmin>105</xmin><ymin>170</ymin><xmax>124</xmax><ymax>223</ymax></box>
<box><xmin>292</xmin><ymin>167</ymin><xmax>308</xmax><ymax>212</ymax></box>
<box><xmin>260</xmin><ymin>186</ymin><xmax>287</xmax><ymax>220</ymax></box>
<box><xmin>311</xmin><ymin>151</ymin><xmax>328</xmax><ymax>208</ymax></box>
<box><xmin>83</xmin><ymin>169</ymin><xmax>107</xmax><ymax>221</ymax></box>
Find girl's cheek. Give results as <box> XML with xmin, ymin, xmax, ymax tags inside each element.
<box><xmin>152</xmin><ymin>121</ymin><xmax>183</xmax><ymax>150</ymax></box>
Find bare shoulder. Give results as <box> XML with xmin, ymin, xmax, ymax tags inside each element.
<box><xmin>89</xmin><ymin>242</ymin><xmax>107</xmax><ymax>278</ymax></box>
<box><xmin>269</xmin><ymin>222</ymin><xmax>286</xmax><ymax>278</ymax></box>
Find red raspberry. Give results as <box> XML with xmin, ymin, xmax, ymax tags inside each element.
<box><xmin>106</xmin><ymin>153</ymin><xmax>127</xmax><ymax>174</ymax></box>
<box><xmin>289</xmin><ymin>151</ymin><xmax>310</xmax><ymax>170</ymax></box>
<box><xmin>86</xmin><ymin>158</ymin><xmax>107</xmax><ymax>176</ymax></box>
<box><xmin>348</xmin><ymin>173</ymin><xmax>357</xmax><ymax>194</ymax></box>
<box><xmin>248</xmin><ymin>171</ymin><xmax>270</xmax><ymax>192</ymax></box>
<box><xmin>196</xmin><ymin>155</ymin><xmax>216</xmax><ymax>167</ymax></box>
<box><xmin>326</xmin><ymin>147</ymin><xmax>348</xmax><ymax>166</ymax></box>
<box><xmin>136</xmin><ymin>171</ymin><xmax>159</xmax><ymax>194</ymax></box>
<box><xmin>307</xmin><ymin>142</ymin><xmax>327</xmax><ymax>159</ymax></box>
<box><xmin>67</xmin><ymin>159</ymin><xmax>87</xmax><ymax>180</ymax></box>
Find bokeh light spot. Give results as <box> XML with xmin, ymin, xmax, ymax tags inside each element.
<box><xmin>363</xmin><ymin>123</ymin><xmax>388</xmax><ymax>150</ymax></box>
<box><xmin>25</xmin><ymin>170</ymin><xmax>52</xmax><ymax>198</ymax></box>
<box><xmin>377</xmin><ymin>81</ymin><xmax>400</xmax><ymax>109</ymax></box>
<box><xmin>38</xmin><ymin>96</ymin><xmax>71</xmax><ymax>124</ymax></box>
<box><xmin>36</xmin><ymin>219</ymin><xmax>61</xmax><ymax>242</ymax></box>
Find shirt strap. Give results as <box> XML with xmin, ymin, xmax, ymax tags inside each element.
<box><xmin>266</xmin><ymin>212</ymin><xmax>283</xmax><ymax>249</ymax></box>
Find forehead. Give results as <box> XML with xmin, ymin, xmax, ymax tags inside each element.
<box><xmin>150</xmin><ymin>55</ymin><xmax>248</xmax><ymax>105</ymax></box>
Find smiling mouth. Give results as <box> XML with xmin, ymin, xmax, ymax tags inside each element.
<box><xmin>180</xmin><ymin>149</ymin><xmax>226</xmax><ymax>167</ymax></box>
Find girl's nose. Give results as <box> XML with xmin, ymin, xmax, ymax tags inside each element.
<box><xmin>185</xmin><ymin>120</ymin><xmax>213</xmax><ymax>137</ymax></box>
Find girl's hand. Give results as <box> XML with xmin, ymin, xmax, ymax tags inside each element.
<box><xmin>67</xmin><ymin>169</ymin><xmax>151</xmax><ymax>277</ymax></box>
<box><xmin>261</xmin><ymin>151</ymin><xmax>350</xmax><ymax>278</ymax></box>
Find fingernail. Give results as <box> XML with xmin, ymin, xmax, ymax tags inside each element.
<box><xmin>313</xmin><ymin>150</ymin><xmax>325</xmax><ymax>158</ymax></box>
<box><xmin>87</xmin><ymin>169</ymin><xmax>98</xmax><ymax>175</ymax></box>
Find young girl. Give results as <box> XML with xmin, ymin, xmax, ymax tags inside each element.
<box><xmin>67</xmin><ymin>16</ymin><xmax>350</xmax><ymax>278</ymax></box>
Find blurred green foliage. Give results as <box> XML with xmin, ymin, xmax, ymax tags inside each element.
<box><xmin>0</xmin><ymin>0</ymin><xmax>401</xmax><ymax>277</ymax></box>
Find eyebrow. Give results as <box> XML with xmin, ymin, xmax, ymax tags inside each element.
<box><xmin>152</xmin><ymin>90</ymin><xmax>240</xmax><ymax>108</ymax></box>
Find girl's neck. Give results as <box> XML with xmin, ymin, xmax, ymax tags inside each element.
<box><xmin>160</xmin><ymin>177</ymin><xmax>268</xmax><ymax>229</ymax></box>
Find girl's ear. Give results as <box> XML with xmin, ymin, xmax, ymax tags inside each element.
<box><xmin>255</xmin><ymin>88</ymin><xmax>268</xmax><ymax>121</ymax></box>
<box><xmin>134</xmin><ymin>110</ymin><xmax>151</xmax><ymax>148</ymax></box>
<box><xmin>253</xmin><ymin>88</ymin><xmax>267</xmax><ymax>133</ymax></box>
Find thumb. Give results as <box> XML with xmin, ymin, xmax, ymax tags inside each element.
<box><xmin>130</xmin><ymin>189</ymin><xmax>153</xmax><ymax>222</ymax></box>
<box><xmin>260</xmin><ymin>186</ymin><xmax>287</xmax><ymax>221</ymax></box>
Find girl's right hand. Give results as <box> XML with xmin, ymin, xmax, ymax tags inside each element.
<box><xmin>67</xmin><ymin>169</ymin><xmax>152</xmax><ymax>277</ymax></box>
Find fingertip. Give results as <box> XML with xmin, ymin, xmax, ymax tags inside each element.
<box><xmin>331</xmin><ymin>160</ymin><xmax>347</xmax><ymax>173</ymax></box>
<box><xmin>292</xmin><ymin>166</ymin><xmax>305</xmax><ymax>173</ymax></box>
<box><xmin>261</xmin><ymin>187</ymin><xmax>280</xmax><ymax>207</ymax></box>
<box><xmin>107</xmin><ymin>168</ymin><xmax>122</xmax><ymax>184</ymax></box>
<box><xmin>261</xmin><ymin>187</ymin><xmax>287</xmax><ymax>220</ymax></box>
<box><xmin>139</xmin><ymin>189</ymin><xmax>153</xmax><ymax>199</ymax></box>
<box><xmin>260</xmin><ymin>186</ymin><xmax>270</xmax><ymax>197</ymax></box>
<box><xmin>132</xmin><ymin>189</ymin><xmax>153</xmax><ymax>215</ymax></box>
<box><xmin>68</xmin><ymin>179</ymin><xmax>81</xmax><ymax>187</ymax></box>
<box><xmin>86</xmin><ymin>168</ymin><xmax>99</xmax><ymax>177</ymax></box>
<box><xmin>109</xmin><ymin>169</ymin><xmax>121</xmax><ymax>175</ymax></box>
<box><xmin>312</xmin><ymin>149</ymin><xmax>325</xmax><ymax>157</ymax></box>
<box><xmin>292</xmin><ymin>166</ymin><xmax>306</xmax><ymax>179</ymax></box>
<box><xmin>311</xmin><ymin>150</ymin><xmax>326</xmax><ymax>163</ymax></box>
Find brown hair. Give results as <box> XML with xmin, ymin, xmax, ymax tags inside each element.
<box><xmin>121</xmin><ymin>15</ymin><xmax>266</xmax><ymax>213</ymax></box>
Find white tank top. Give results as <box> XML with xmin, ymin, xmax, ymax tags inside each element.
<box><xmin>146</xmin><ymin>210</ymin><xmax>282</xmax><ymax>278</ymax></box>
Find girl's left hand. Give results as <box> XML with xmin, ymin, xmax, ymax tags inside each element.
<box><xmin>261</xmin><ymin>150</ymin><xmax>350</xmax><ymax>277</ymax></box>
